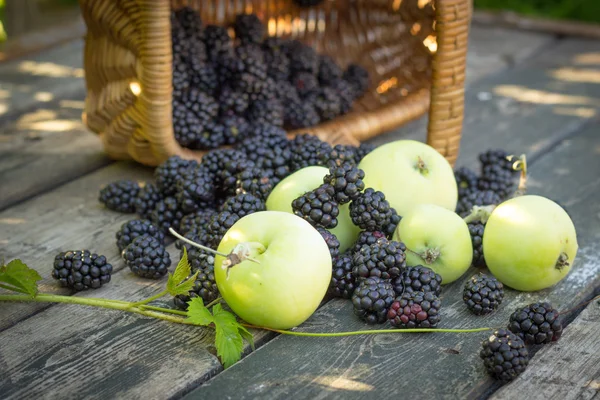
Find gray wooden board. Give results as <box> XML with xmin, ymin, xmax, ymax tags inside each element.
<box><xmin>491</xmin><ymin>300</ymin><xmax>600</xmax><ymax>400</ymax></box>
<box><xmin>182</xmin><ymin>85</ymin><xmax>600</xmax><ymax>399</ymax></box>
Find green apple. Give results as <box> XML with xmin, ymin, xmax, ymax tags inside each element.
<box><xmin>393</xmin><ymin>203</ymin><xmax>472</xmax><ymax>284</ymax></box>
<box><xmin>214</xmin><ymin>211</ymin><xmax>332</xmax><ymax>329</ymax></box>
<box><xmin>358</xmin><ymin>140</ymin><xmax>458</xmax><ymax>217</ymax></box>
<box><xmin>266</xmin><ymin>166</ymin><xmax>360</xmax><ymax>252</ymax></box>
<box><xmin>483</xmin><ymin>195</ymin><xmax>578</xmax><ymax>292</ymax></box>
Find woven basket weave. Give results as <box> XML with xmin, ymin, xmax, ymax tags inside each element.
<box><xmin>79</xmin><ymin>0</ymin><xmax>471</xmax><ymax>167</ymax></box>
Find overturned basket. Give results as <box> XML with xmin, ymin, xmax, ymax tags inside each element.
<box><xmin>79</xmin><ymin>0</ymin><xmax>471</xmax><ymax>167</ymax></box>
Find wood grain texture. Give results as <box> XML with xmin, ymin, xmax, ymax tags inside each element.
<box><xmin>0</xmin><ymin>162</ymin><xmax>154</xmax><ymax>332</ymax></box>
<box><xmin>490</xmin><ymin>300</ymin><xmax>600</xmax><ymax>400</ymax></box>
<box><xmin>182</xmin><ymin>96</ymin><xmax>600</xmax><ymax>400</ymax></box>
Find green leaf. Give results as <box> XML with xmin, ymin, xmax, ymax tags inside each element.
<box><xmin>186</xmin><ymin>297</ymin><xmax>214</xmax><ymax>326</ymax></box>
<box><xmin>0</xmin><ymin>259</ymin><xmax>42</xmax><ymax>297</ymax></box>
<box><xmin>238</xmin><ymin>325</ymin><xmax>255</xmax><ymax>351</ymax></box>
<box><xmin>167</xmin><ymin>247</ymin><xmax>197</xmax><ymax>296</ymax></box>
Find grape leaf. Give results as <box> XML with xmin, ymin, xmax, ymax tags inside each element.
<box><xmin>186</xmin><ymin>297</ymin><xmax>214</xmax><ymax>326</ymax></box>
<box><xmin>167</xmin><ymin>247</ymin><xmax>197</xmax><ymax>296</ymax></box>
<box><xmin>238</xmin><ymin>325</ymin><xmax>255</xmax><ymax>351</ymax></box>
<box><xmin>0</xmin><ymin>259</ymin><xmax>42</xmax><ymax>297</ymax></box>
<box><xmin>213</xmin><ymin>304</ymin><xmax>244</xmax><ymax>368</ymax></box>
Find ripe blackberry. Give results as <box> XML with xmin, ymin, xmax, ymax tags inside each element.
<box><xmin>463</xmin><ymin>273</ymin><xmax>504</xmax><ymax>316</ymax></box>
<box><xmin>203</xmin><ymin>25</ymin><xmax>233</xmax><ymax>61</ymax></box>
<box><xmin>175</xmin><ymin>208</ymin><xmax>217</xmax><ymax>249</ymax></box>
<box><xmin>248</xmin><ymin>123</ymin><xmax>288</xmax><ymax>143</ymax></box>
<box><xmin>123</xmin><ymin>234</ymin><xmax>172</xmax><ymax>279</ymax></box>
<box><xmin>172</xmin><ymin>100</ymin><xmax>203</xmax><ymax>148</ymax></box>
<box><xmin>286</xmin><ymin>40</ymin><xmax>319</xmax><ymax>75</ymax></box>
<box><xmin>478</xmin><ymin>164</ymin><xmax>516</xmax><ymax>200</ymax></box>
<box><xmin>220</xmin><ymin>115</ymin><xmax>251</xmax><ymax>145</ymax></box>
<box><xmin>351</xmin><ymin>276</ymin><xmax>396</xmax><ymax>324</ymax></box>
<box><xmin>323</xmin><ymin>163</ymin><xmax>365</xmax><ymax>204</ymax></box>
<box><xmin>246</xmin><ymin>99</ymin><xmax>284</xmax><ymax>127</ymax></box>
<box><xmin>218</xmin><ymin>86</ymin><xmax>249</xmax><ymax>116</ymax></box>
<box><xmin>382</xmin><ymin>208</ymin><xmax>401</xmax><ymax>239</ymax></box>
<box><xmin>480</xmin><ymin>329</ymin><xmax>529</xmax><ymax>382</ymax></box>
<box><xmin>388</xmin><ymin>290</ymin><xmax>442</xmax><ymax>329</ymax></box>
<box><xmin>316</xmin><ymin>227</ymin><xmax>340</xmax><ymax>259</ymax></box>
<box><xmin>307</xmin><ymin>87</ymin><xmax>342</xmax><ymax>121</ymax></box>
<box><xmin>288</xmin><ymin>134</ymin><xmax>332</xmax><ymax>171</ymax></box>
<box><xmin>321</xmin><ymin>144</ymin><xmax>358</xmax><ymax>167</ymax></box>
<box><xmin>173</xmin><ymin>247</ymin><xmax>219</xmax><ymax>309</ymax></box>
<box><xmin>194</xmin><ymin>121</ymin><xmax>227</xmax><ymax>150</ymax></box>
<box><xmin>455</xmin><ymin>190</ymin><xmax>501</xmax><ymax>217</ymax></box>
<box><xmin>355</xmin><ymin>142</ymin><xmax>376</xmax><ymax>163</ymax></box>
<box><xmin>234</xmin><ymin>13</ymin><xmax>264</xmax><ymax>44</ymax></box>
<box><xmin>172</xmin><ymin>56</ymin><xmax>190</xmax><ymax>99</ymax></box>
<box><xmin>238</xmin><ymin>135</ymin><xmax>291</xmax><ymax>181</ymax></box>
<box><xmin>318</xmin><ymin>55</ymin><xmax>343</xmax><ymax>86</ymax></box>
<box><xmin>175</xmin><ymin>167</ymin><xmax>216</xmax><ymax>213</ymax></box>
<box><xmin>200</xmin><ymin>148</ymin><xmax>247</xmax><ymax>180</ymax></box>
<box><xmin>134</xmin><ymin>183</ymin><xmax>163</xmax><ymax>219</ymax></box>
<box><xmin>188</xmin><ymin>58</ymin><xmax>218</xmax><ymax>95</ymax></box>
<box><xmin>155</xmin><ymin>155</ymin><xmax>198</xmax><ymax>195</ymax></box>
<box><xmin>343</xmin><ymin>64</ymin><xmax>370</xmax><ymax>96</ymax></box>
<box><xmin>235</xmin><ymin>43</ymin><xmax>268</xmax><ymax>81</ymax></box>
<box><xmin>479</xmin><ymin>149</ymin><xmax>514</xmax><ymax>171</ymax></box>
<box><xmin>174</xmin><ymin>6</ymin><xmax>203</xmax><ymax>39</ymax></box>
<box><xmin>151</xmin><ymin>196</ymin><xmax>185</xmax><ymax>233</ymax></box>
<box><xmin>217</xmin><ymin>158</ymin><xmax>256</xmax><ymax>197</ymax></box>
<box><xmin>352</xmin><ymin>240</ymin><xmax>406</xmax><ymax>280</ymax></box>
<box><xmin>508</xmin><ymin>302</ymin><xmax>563</xmax><ymax>345</ymax></box>
<box><xmin>235</xmin><ymin>167</ymin><xmax>274</xmax><ymax>200</ymax></box>
<box><xmin>220</xmin><ymin>193</ymin><xmax>265</xmax><ymax>218</ymax></box>
<box><xmin>205</xmin><ymin>210</ymin><xmax>241</xmax><ymax>248</ymax></box>
<box><xmin>116</xmin><ymin>219</ymin><xmax>165</xmax><ymax>253</ymax></box>
<box><xmin>329</xmin><ymin>254</ymin><xmax>356</xmax><ymax>299</ymax></box>
<box><xmin>262</xmin><ymin>37</ymin><xmax>291</xmax><ymax>82</ymax></box>
<box><xmin>332</xmin><ymin>79</ymin><xmax>359</xmax><ymax>114</ymax></box>
<box><xmin>52</xmin><ymin>250</ymin><xmax>113</xmax><ymax>291</ymax></box>
<box><xmin>392</xmin><ymin>265</ymin><xmax>442</xmax><ymax>297</ymax></box>
<box><xmin>284</xmin><ymin>99</ymin><xmax>320</xmax><ymax>129</ymax></box>
<box><xmin>292</xmin><ymin>184</ymin><xmax>340</xmax><ymax>229</ymax></box>
<box><xmin>181</xmin><ymin>88</ymin><xmax>219</xmax><ymax>124</ymax></box>
<box><xmin>468</xmin><ymin>222</ymin><xmax>486</xmax><ymax>268</ymax></box>
<box><xmin>349</xmin><ymin>188</ymin><xmax>393</xmax><ymax>231</ymax></box>
<box><xmin>455</xmin><ymin>166</ymin><xmax>479</xmax><ymax>198</ymax></box>
<box><xmin>350</xmin><ymin>231</ymin><xmax>387</xmax><ymax>256</ymax></box>
<box><xmin>99</xmin><ymin>180</ymin><xmax>140</xmax><ymax>213</ymax></box>
<box><xmin>291</xmin><ymin>72</ymin><xmax>320</xmax><ymax>98</ymax></box>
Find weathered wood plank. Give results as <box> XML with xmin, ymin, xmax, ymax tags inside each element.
<box><xmin>0</xmin><ymin>162</ymin><xmax>153</xmax><ymax>331</ymax></box>
<box><xmin>491</xmin><ymin>300</ymin><xmax>600</xmax><ymax>400</ymax></box>
<box><xmin>182</xmin><ymin>89</ymin><xmax>600</xmax><ymax>400</ymax></box>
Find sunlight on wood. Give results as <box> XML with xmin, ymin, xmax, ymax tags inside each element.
<box><xmin>312</xmin><ymin>376</ymin><xmax>375</xmax><ymax>392</ymax></box>
<box><xmin>59</xmin><ymin>100</ymin><xmax>85</xmax><ymax>109</ymax></box>
<box><xmin>418</xmin><ymin>0</ymin><xmax>431</xmax><ymax>9</ymax></box>
<box><xmin>0</xmin><ymin>88</ymin><xmax>10</xmax><ymax>99</ymax></box>
<box><xmin>573</xmin><ymin>52</ymin><xmax>600</xmax><ymax>65</ymax></box>
<box><xmin>129</xmin><ymin>81</ymin><xmax>141</xmax><ymax>96</ymax></box>
<box><xmin>0</xmin><ymin>218</ymin><xmax>26</xmax><ymax>225</ymax></box>
<box><xmin>34</xmin><ymin>92</ymin><xmax>54</xmax><ymax>102</ymax></box>
<box><xmin>553</xmin><ymin>107</ymin><xmax>597</xmax><ymax>118</ymax></box>
<box><xmin>19</xmin><ymin>120</ymin><xmax>81</xmax><ymax>132</ymax></box>
<box><xmin>411</xmin><ymin>23</ymin><xmax>421</xmax><ymax>35</ymax></box>
<box><xmin>494</xmin><ymin>85</ymin><xmax>600</xmax><ymax>107</ymax></box>
<box><xmin>17</xmin><ymin>61</ymin><xmax>84</xmax><ymax>78</ymax></box>
<box><xmin>377</xmin><ymin>77</ymin><xmax>398</xmax><ymax>94</ymax></box>
<box><xmin>0</xmin><ymin>103</ymin><xmax>7</xmax><ymax>116</ymax></box>
<box><xmin>17</xmin><ymin>109</ymin><xmax>57</xmax><ymax>124</ymax></box>
<box><xmin>423</xmin><ymin>35</ymin><xmax>437</xmax><ymax>53</ymax></box>
<box><xmin>550</xmin><ymin>68</ymin><xmax>600</xmax><ymax>84</ymax></box>
<box><xmin>392</xmin><ymin>0</ymin><xmax>402</xmax><ymax>11</ymax></box>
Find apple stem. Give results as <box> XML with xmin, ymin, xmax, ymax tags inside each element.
<box><xmin>406</xmin><ymin>247</ymin><xmax>440</xmax><ymax>264</ymax></box>
<box><xmin>463</xmin><ymin>205</ymin><xmax>497</xmax><ymax>224</ymax></box>
<box><xmin>510</xmin><ymin>154</ymin><xmax>528</xmax><ymax>197</ymax></box>
<box><xmin>415</xmin><ymin>156</ymin><xmax>429</xmax><ymax>175</ymax></box>
<box><xmin>169</xmin><ymin>228</ymin><xmax>230</xmax><ymax>258</ymax></box>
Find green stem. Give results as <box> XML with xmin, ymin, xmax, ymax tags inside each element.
<box><xmin>205</xmin><ymin>297</ymin><xmax>223</xmax><ymax>309</ymax></box>
<box><xmin>139</xmin><ymin>304</ymin><xmax>188</xmax><ymax>317</ymax></box>
<box><xmin>242</xmin><ymin>324</ymin><xmax>493</xmax><ymax>337</ymax></box>
<box><xmin>130</xmin><ymin>289</ymin><xmax>169</xmax><ymax>307</ymax></box>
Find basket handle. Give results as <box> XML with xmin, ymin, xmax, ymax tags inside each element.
<box><xmin>426</xmin><ymin>0</ymin><xmax>471</xmax><ymax>166</ymax></box>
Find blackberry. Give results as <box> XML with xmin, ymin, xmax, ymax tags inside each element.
<box><xmin>247</xmin><ymin>124</ymin><xmax>288</xmax><ymax>143</ymax></box>
<box><xmin>220</xmin><ymin>193</ymin><xmax>265</xmax><ymax>218</ymax></box>
<box><xmin>388</xmin><ymin>290</ymin><xmax>442</xmax><ymax>329</ymax></box>
<box><xmin>455</xmin><ymin>166</ymin><xmax>479</xmax><ymax>198</ymax></box>
<box><xmin>181</xmin><ymin>88</ymin><xmax>219</xmax><ymax>124</ymax></box>
<box><xmin>350</xmin><ymin>231</ymin><xmax>387</xmax><ymax>256</ymax></box>
<box><xmin>275</xmin><ymin>79</ymin><xmax>301</xmax><ymax>104</ymax></box>
<box><xmin>382</xmin><ymin>208</ymin><xmax>401</xmax><ymax>239</ymax></box>
<box><xmin>479</xmin><ymin>329</ymin><xmax>529</xmax><ymax>382</ymax></box>
<box><xmin>174</xmin><ymin>6</ymin><xmax>203</xmax><ymax>39</ymax></box>
<box><xmin>175</xmin><ymin>209</ymin><xmax>217</xmax><ymax>249</ymax></box>
<box><xmin>329</xmin><ymin>253</ymin><xmax>356</xmax><ymax>299</ymax></box>
<box><xmin>235</xmin><ymin>43</ymin><xmax>268</xmax><ymax>81</ymax></box>
<box><xmin>468</xmin><ymin>222</ymin><xmax>486</xmax><ymax>268</ymax></box>
<box><xmin>151</xmin><ymin>196</ymin><xmax>185</xmax><ymax>233</ymax></box>
<box><xmin>172</xmin><ymin>100</ymin><xmax>203</xmax><ymax>148</ymax></box>
<box><xmin>478</xmin><ymin>164</ymin><xmax>516</xmax><ymax>200</ymax></box>
<box><xmin>316</xmin><ymin>227</ymin><xmax>340</xmax><ymax>259</ymax></box>
<box><xmin>292</xmin><ymin>184</ymin><xmax>340</xmax><ymax>229</ymax></box>
<box><xmin>332</xmin><ymin>79</ymin><xmax>359</xmax><ymax>114</ymax></box>
<box><xmin>116</xmin><ymin>219</ymin><xmax>165</xmax><ymax>253</ymax></box>
<box><xmin>291</xmin><ymin>72</ymin><xmax>320</xmax><ymax>98</ymax></box>
<box><xmin>351</xmin><ymin>276</ymin><xmax>396</xmax><ymax>324</ymax></box>
<box><xmin>352</xmin><ymin>240</ymin><xmax>406</xmax><ymax>280</ymax></box>
<box><xmin>200</xmin><ymin>148</ymin><xmax>247</xmax><ymax>179</ymax></box>
<box><xmin>463</xmin><ymin>273</ymin><xmax>504</xmax><ymax>316</ymax></box>
<box><xmin>508</xmin><ymin>302</ymin><xmax>563</xmax><ymax>345</ymax></box>
<box><xmin>286</xmin><ymin>40</ymin><xmax>319</xmax><ymax>75</ymax></box>
<box><xmin>238</xmin><ymin>135</ymin><xmax>291</xmax><ymax>181</ymax></box>
<box><xmin>173</xmin><ymin>248</ymin><xmax>219</xmax><ymax>309</ymax></box>
<box><xmin>321</xmin><ymin>144</ymin><xmax>358</xmax><ymax>167</ymax></box>
<box><xmin>51</xmin><ymin>250</ymin><xmax>113</xmax><ymax>291</ymax></box>
<box><xmin>220</xmin><ymin>115</ymin><xmax>251</xmax><ymax>145</ymax></box>
<box><xmin>215</xmin><ymin>52</ymin><xmax>245</xmax><ymax>85</ymax></box>
<box><xmin>262</xmin><ymin>37</ymin><xmax>291</xmax><ymax>82</ymax></box>
<box><xmin>323</xmin><ymin>163</ymin><xmax>365</xmax><ymax>204</ymax></box>
<box><xmin>194</xmin><ymin>121</ymin><xmax>227</xmax><ymax>150</ymax></box>
<box><xmin>479</xmin><ymin>149</ymin><xmax>515</xmax><ymax>171</ymax></box>
<box><xmin>343</xmin><ymin>64</ymin><xmax>370</xmax><ymax>96</ymax></box>
<box><xmin>175</xmin><ymin>167</ymin><xmax>216</xmax><ymax>213</ymax></box>
<box><xmin>188</xmin><ymin>58</ymin><xmax>218</xmax><ymax>95</ymax></box>
<box><xmin>246</xmin><ymin>99</ymin><xmax>284</xmax><ymax>127</ymax></box>
<box><xmin>293</xmin><ymin>0</ymin><xmax>325</xmax><ymax>6</ymax></box>
<box><xmin>285</xmin><ymin>100</ymin><xmax>320</xmax><ymax>129</ymax></box>
<box><xmin>235</xmin><ymin>167</ymin><xmax>274</xmax><ymax>200</ymax></box>
<box><xmin>456</xmin><ymin>190</ymin><xmax>501</xmax><ymax>217</ymax></box>
<box><xmin>218</xmin><ymin>86</ymin><xmax>249</xmax><ymax>116</ymax></box>
<box><xmin>392</xmin><ymin>265</ymin><xmax>442</xmax><ymax>297</ymax></box>
<box><xmin>134</xmin><ymin>183</ymin><xmax>163</xmax><ymax>219</ymax></box>
<box><xmin>288</xmin><ymin>134</ymin><xmax>332</xmax><ymax>171</ymax></box>
<box><xmin>318</xmin><ymin>55</ymin><xmax>343</xmax><ymax>86</ymax></box>
<box><xmin>355</xmin><ymin>142</ymin><xmax>376</xmax><ymax>163</ymax></box>
<box><xmin>234</xmin><ymin>13</ymin><xmax>264</xmax><ymax>44</ymax></box>
<box><xmin>98</xmin><ymin>180</ymin><xmax>140</xmax><ymax>213</ymax></box>
<box><xmin>123</xmin><ymin>234</ymin><xmax>172</xmax><ymax>279</ymax></box>
<box><xmin>172</xmin><ymin>56</ymin><xmax>190</xmax><ymax>99</ymax></box>
<box><xmin>155</xmin><ymin>155</ymin><xmax>198</xmax><ymax>195</ymax></box>
<box><xmin>349</xmin><ymin>188</ymin><xmax>393</xmax><ymax>231</ymax></box>
<box><xmin>205</xmin><ymin>211</ymin><xmax>241</xmax><ymax>248</ymax></box>
<box><xmin>203</xmin><ymin>25</ymin><xmax>233</xmax><ymax>61</ymax></box>
<box><xmin>217</xmin><ymin>158</ymin><xmax>256</xmax><ymax>197</ymax></box>
<box><xmin>307</xmin><ymin>87</ymin><xmax>342</xmax><ymax>121</ymax></box>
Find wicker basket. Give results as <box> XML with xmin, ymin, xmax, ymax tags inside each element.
<box><xmin>78</xmin><ymin>0</ymin><xmax>471</xmax><ymax>167</ymax></box>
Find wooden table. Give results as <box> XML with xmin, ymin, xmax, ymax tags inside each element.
<box><xmin>0</xmin><ymin>23</ymin><xmax>599</xmax><ymax>400</ymax></box>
